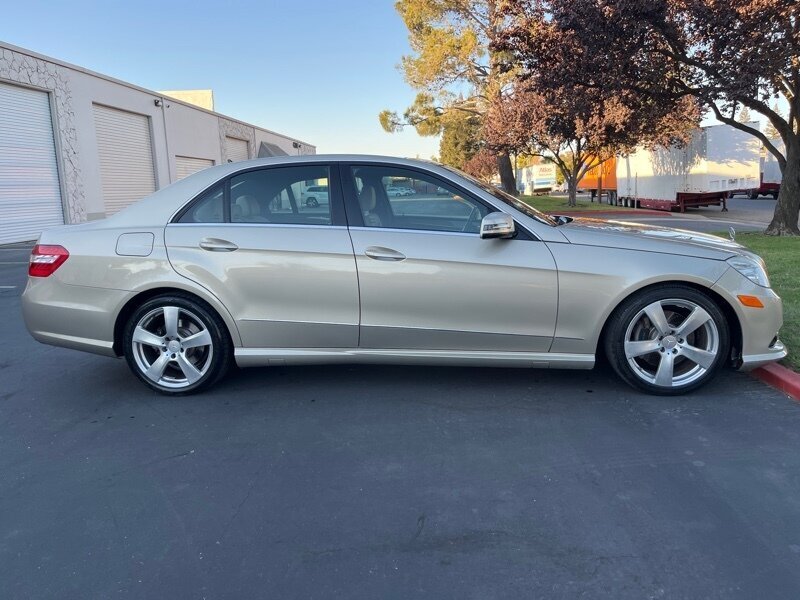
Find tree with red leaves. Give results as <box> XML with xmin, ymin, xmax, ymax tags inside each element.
<box><xmin>496</xmin><ymin>0</ymin><xmax>800</xmax><ymax>235</ymax></box>
<box><xmin>484</xmin><ymin>85</ymin><xmax>698</xmax><ymax>206</ymax></box>
<box><xmin>463</xmin><ymin>149</ymin><xmax>500</xmax><ymax>181</ymax></box>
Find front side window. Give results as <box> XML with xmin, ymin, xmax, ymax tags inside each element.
<box><xmin>230</xmin><ymin>165</ymin><xmax>331</xmax><ymax>225</ymax></box>
<box><xmin>349</xmin><ymin>166</ymin><xmax>490</xmax><ymax>233</ymax></box>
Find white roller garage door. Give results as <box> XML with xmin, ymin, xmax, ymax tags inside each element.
<box><xmin>225</xmin><ymin>136</ymin><xmax>249</xmax><ymax>162</ymax></box>
<box><xmin>93</xmin><ymin>104</ymin><xmax>156</xmax><ymax>215</ymax></box>
<box><xmin>0</xmin><ymin>82</ymin><xmax>64</xmax><ymax>245</ymax></box>
<box><xmin>175</xmin><ymin>156</ymin><xmax>214</xmax><ymax>180</ymax></box>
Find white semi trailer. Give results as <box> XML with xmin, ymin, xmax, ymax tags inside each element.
<box><xmin>756</xmin><ymin>135</ymin><xmax>784</xmax><ymax>199</ymax></box>
<box><xmin>617</xmin><ymin>123</ymin><xmax>761</xmax><ymax>212</ymax></box>
<box><xmin>516</xmin><ymin>163</ymin><xmax>557</xmax><ymax>195</ymax></box>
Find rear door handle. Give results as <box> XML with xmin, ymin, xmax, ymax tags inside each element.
<box><xmin>365</xmin><ymin>246</ymin><xmax>406</xmax><ymax>261</ymax></box>
<box><xmin>199</xmin><ymin>238</ymin><xmax>239</xmax><ymax>252</ymax></box>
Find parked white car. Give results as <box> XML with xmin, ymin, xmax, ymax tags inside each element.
<box><xmin>386</xmin><ymin>186</ymin><xmax>414</xmax><ymax>197</ymax></box>
<box><xmin>301</xmin><ymin>185</ymin><xmax>329</xmax><ymax>207</ymax></box>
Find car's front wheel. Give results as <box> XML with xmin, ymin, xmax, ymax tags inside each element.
<box><xmin>305</xmin><ymin>197</ymin><xmax>319</xmax><ymax>208</ymax></box>
<box><xmin>123</xmin><ymin>294</ymin><xmax>232</xmax><ymax>394</ymax></box>
<box><xmin>605</xmin><ymin>286</ymin><xmax>730</xmax><ymax>395</ymax></box>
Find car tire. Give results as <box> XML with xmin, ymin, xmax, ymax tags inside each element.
<box><xmin>123</xmin><ymin>293</ymin><xmax>232</xmax><ymax>395</ymax></box>
<box><xmin>749</xmin><ymin>190</ymin><xmax>759</xmax><ymax>199</ymax></box>
<box><xmin>306</xmin><ymin>197</ymin><xmax>319</xmax><ymax>208</ymax></box>
<box><xmin>604</xmin><ymin>285</ymin><xmax>730</xmax><ymax>395</ymax></box>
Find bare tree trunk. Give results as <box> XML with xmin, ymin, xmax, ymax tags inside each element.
<box><xmin>766</xmin><ymin>136</ymin><xmax>800</xmax><ymax>236</ymax></box>
<box><xmin>567</xmin><ymin>177</ymin><xmax>578</xmax><ymax>207</ymax></box>
<box><xmin>496</xmin><ymin>152</ymin><xmax>517</xmax><ymax>195</ymax></box>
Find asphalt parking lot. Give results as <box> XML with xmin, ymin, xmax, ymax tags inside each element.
<box><xmin>3</xmin><ymin>244</ymin><xmax>800</xmax><ymax>599</ymax></box>
<box><xmin>573</xmin><ymin>195</ymin><xmax>779</xmax><ymax>233</ymax></box>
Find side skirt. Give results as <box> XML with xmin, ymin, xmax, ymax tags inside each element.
<box><xmin>234</xmin><ymin>348</ymin><xmax>595</xmax><ymax>370</ymax></box>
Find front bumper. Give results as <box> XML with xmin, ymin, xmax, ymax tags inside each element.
<box><xmin>711</xmin><ymin>267</ymin><xmax>786</xmax><ymax>372</ymax></box>
<box><xmin>740</xmin><ymin>339</ymin><xmax>787</xmax><ymax>371</ymax></box>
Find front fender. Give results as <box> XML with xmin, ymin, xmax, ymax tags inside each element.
<box><xmin>546</xmin><ymin>243</ymin><xmax>729</xmax><ymax>355</ymax></box>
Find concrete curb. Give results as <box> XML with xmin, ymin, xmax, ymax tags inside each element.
<box><xmin>751</xmin><ymin>363</ymin><xmax>800</xmax><ymax>401</ymax></box>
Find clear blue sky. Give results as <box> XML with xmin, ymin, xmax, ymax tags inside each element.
<box><xmin>2</xmin><ymin>0</ymin><xmax>440</xmax><ymax>158</ymax></box>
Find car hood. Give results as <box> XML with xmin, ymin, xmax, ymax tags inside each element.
<box><xmin>554</xmin><ymin>217</ymin><xmax>745</xmax><ymax>260</ymax></box>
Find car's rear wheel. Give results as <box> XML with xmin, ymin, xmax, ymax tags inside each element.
<box><xmin>605</xmin><ymin>286</ymin><xmax>730</xmax><ymax>395</ymax></box>
<box><xmin>306</xmin><ymin>197</ymin><xmax>319</xmax><ymax>207</ymax></box>
<box><xmin>123</xmin><ymin>294</ymin><xmax>232</xmax><ymax>394</ymax></box>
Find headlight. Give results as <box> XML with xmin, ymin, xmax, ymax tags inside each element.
<box><xmin>727</xmin><ymin>255</ymin><xmax>770</xmax><ymax>288</ymax></box>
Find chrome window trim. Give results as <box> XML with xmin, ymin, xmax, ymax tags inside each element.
<box><xmin>167</xmin><ymin>159</ymin><xmax>545</xmax><ymax>240</ymax></box>
<box><xmin>166</xmin><ymin>222</ymin><xmax>348</xmax><ymax>230</ymax></box>
<box><xmin>346</xmin><ymin>226</ymin><xmax>479</xmax><ymax>238</ymax></box>
<box><xmin>346</xmin><ymin>225</ymin><xmax>541</xmax><ymax>241</ymax></box>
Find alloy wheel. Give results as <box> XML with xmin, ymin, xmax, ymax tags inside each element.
<box><xmin>131</xmin><ymin>305</ymin><xmax>214</xmax><ymax>389</ymax></box>
<box><xmin>623</xmin><ymin>298</ymin><xmax>720</xmax><ymax>389</ymax></box>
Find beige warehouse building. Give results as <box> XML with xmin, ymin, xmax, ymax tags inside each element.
<box><xmin>0</xmin><ymin>41</ymin><xmax>315</xmax><ymax>245</ymax></box>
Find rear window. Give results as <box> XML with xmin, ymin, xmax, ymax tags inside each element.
<box><xmin>177</xmin><ymin>183</ymin><xmax>224</xmax><ymax>223</ymax></box>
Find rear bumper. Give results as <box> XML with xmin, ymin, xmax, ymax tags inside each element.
<box><xmin>21</xmin><ymin>276</ymin><xmax>133</xmax><ymax>357</ymax></box>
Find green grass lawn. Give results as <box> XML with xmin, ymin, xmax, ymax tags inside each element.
<box><xmin>519</xmin><ymin>195</ymin><xmax>631</xmax><ymax>213</ymax></box>
<box><xmin>726</xmin><ymin>233</ymin><xmax>800</xmax><ymax>371</ymax></box>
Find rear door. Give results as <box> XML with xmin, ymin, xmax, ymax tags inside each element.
<box><xmin>165</xmin><ymin>163</ymin><xmax>359</xmax><ymax>348</ymax></box>
<box><xmin>342</xmin><ymin>163</ymin><xmax>558</xmax><ymax>352</ymax></box>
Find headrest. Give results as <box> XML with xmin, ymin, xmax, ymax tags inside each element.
<box><xmin>234</xmin><ymin>195</ymin><xmax>259</xmax><ymax>217</ymax></box>
<box><xmin>359</xmin><ymin>186</ymin><xmax>377</xmax><ymax>212</ymax></box>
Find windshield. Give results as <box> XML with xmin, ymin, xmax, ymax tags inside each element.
<box><xmin>442</xmin><ymin>165</ymin><xmax>558</xmax><ymax>227</ymax></box>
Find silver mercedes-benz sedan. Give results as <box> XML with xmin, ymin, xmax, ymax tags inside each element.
<box><xmin>22</xmin><ymin>155</ymin><xmax>785</xmax><ymax>395</ymax></box>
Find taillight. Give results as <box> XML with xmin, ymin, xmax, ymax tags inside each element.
<box><xmin>29</xmin><ymin>244</ymin><xmax>69</xmax><ymax>277</ymax></box>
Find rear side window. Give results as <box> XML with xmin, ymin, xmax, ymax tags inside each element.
<box><xmin>230</xmin><ymin>165</ymin><xmax>331</xmax><ymax>225</ymax></box>
<box><xmin>177</xmin><ymin>184</ymin><xmax>224</xmax><ymax>223</ymax></box>
<box><xmin>177</xmin><ymin>165</ymin><xmax>334</xmax><ymax>225</ymax></box>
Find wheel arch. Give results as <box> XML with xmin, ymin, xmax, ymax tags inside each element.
<box><xmin>113</xmin><ymin>286</ymin><xmax>240</xmax><ymax>356</ymax></box>
<box><xmin>597</xmin><ymin>280</ymin><xmax>743</xmax><ymax>365</ymax></box>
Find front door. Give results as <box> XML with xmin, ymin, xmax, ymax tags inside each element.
<box><xmin>342</xmin><ymin>163</ymin><xmax>558</xmax><ymax>352</ymax></box>
<box><xmin>165</xmin><ymin>163</ymin><xmax>359</xmax><ymax>348</ymax></box>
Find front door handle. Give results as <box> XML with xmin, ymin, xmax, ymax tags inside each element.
<box><xmin>199</xmin><ymin>238</ymin><xmax>239</xmax><ymax>252</ymax></box>
<box><xmin>364</xmin><ymin>246</ymin><xmax>406</xmax><ymax>261</ymax></box>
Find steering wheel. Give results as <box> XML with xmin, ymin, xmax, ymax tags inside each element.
<box><xmin>462</xmin><ymin>205</ymin><xmax>481</xmax><ymax>233</ymax></box>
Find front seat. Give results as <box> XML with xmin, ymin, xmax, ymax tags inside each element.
<box><xmin>359</xmin><ymin>185</ymin><xmax>383</xmax><ymax>227</ymax></box>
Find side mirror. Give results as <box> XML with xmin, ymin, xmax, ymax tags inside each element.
<box><xmin>480</xmin><ymin>212</ymin><xmax>516</xmax><ymax>239</ymax></box>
